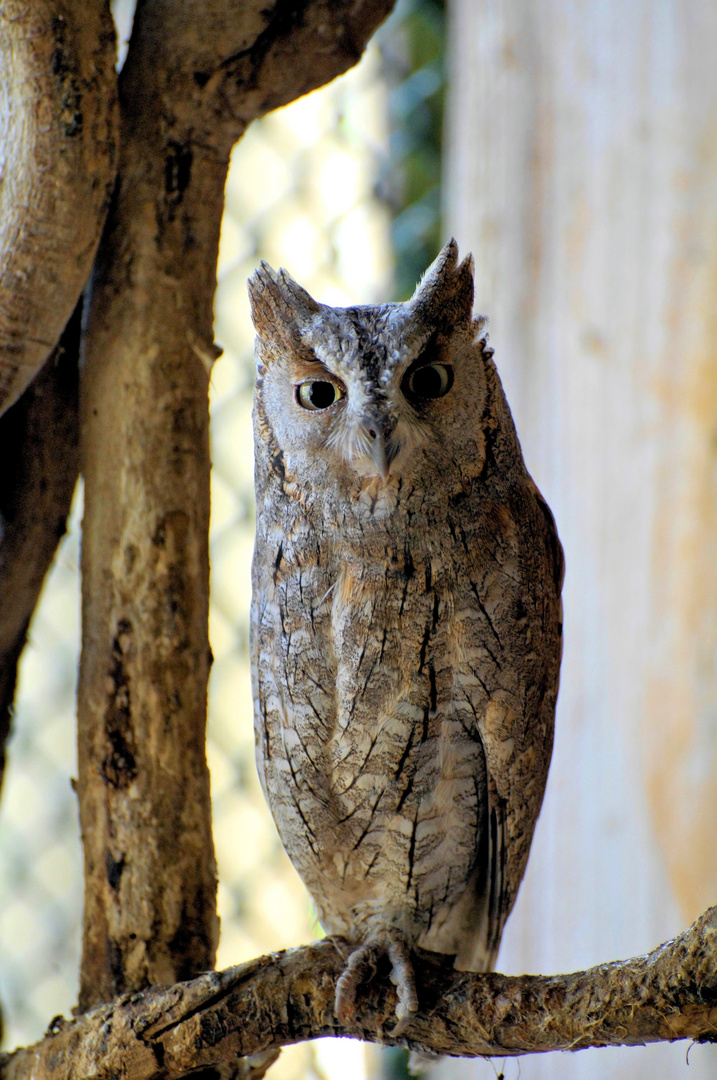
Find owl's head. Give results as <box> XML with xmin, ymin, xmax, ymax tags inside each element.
<box><xmin>248</xmin><ymin>239</ymin><xmax>499</xmax><ymax>495</ymax></box>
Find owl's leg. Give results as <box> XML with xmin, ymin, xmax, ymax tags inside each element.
<box><xmin>335</xmin><ymin>932</ymin><xmax>419</xmax><ymax>1035</ymax></box>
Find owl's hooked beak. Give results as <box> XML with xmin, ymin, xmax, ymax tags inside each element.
<box><xmin>361</xmin><ymin>410</ymin><xmax>397</xmax><ymax>481</ymax></box>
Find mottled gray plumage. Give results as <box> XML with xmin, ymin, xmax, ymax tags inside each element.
<box><xmin>248</xmin><ymin>240</ymin><xmax>563</xmax><ymax>1032</ymax></box>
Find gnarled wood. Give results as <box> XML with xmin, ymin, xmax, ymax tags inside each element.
<box><xmin>77</xmin><ymin>0</ymin><xmax>396</xmax><ymax>1012</ymax></box>
<box><xmin>205</xmin><ymin>0</ymin><xmax>402</xmax><ymax>126</ymax></box>
<box><xmin>2</xmin><ymin>908</ymin><xmax>717</xmax><ymax>1079</ymax></box>
<box><xmin>0</xmin><ymin>0</ymin><xmax>117</xmax><ymax>415</ymax></box>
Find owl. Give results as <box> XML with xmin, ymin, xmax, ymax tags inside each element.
<box><xmin>248</xmin><ymin>240</ymin><xmax>563</xmax><ymax>1036</ymax></box>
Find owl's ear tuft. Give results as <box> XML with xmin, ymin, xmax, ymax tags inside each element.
<box><xmin>247</xmin><ymin>261</ymin><xmax>320</xmax><ymax>345</ymax></box>
<box><xmin>410</xmin><ymin>239</ymin><xmax>475</xmax><ymax>327</ymax></box>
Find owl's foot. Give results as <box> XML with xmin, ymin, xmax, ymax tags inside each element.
<box><xmin>335</xmin><ymin>933</ymin><xmax>419</xmax><ymax>1036</ymax></box>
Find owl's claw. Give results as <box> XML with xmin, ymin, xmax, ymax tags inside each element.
<box><xmin>335</xmin><ymin>942</ymin><xmax>376</xmax><ymax>1025</ymax></box>
<box><xmin>386</xmin><ymin>937</ymin><xmax>419</xmax><ymax>1034</ymax></box>
<box><xmin>334</xmin><ymin>934</ymin><xmax>419</xmax><ymax>1035</ymax></box>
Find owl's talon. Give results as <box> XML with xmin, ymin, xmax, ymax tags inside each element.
<box><xmin>388</xmin><ymin>1011</ymin><xmax>412</xmax><ymax>1038</ymax></box>
<box><xmin>387</xmin><ymin>938</ymin><xmax>419</xmax><ymax>1034</ymax></box>
<box><xmin>389</xmin><ymin>993</ymin><xmax>419</xmax><ymax>1037</ymax></box>
<box><xmin>335</xmin><ymin>942</ymin><xmax>377</xmax><ymax>1025</ymax></box>
<box><xmin>334</xmin><ymin>935</ymin><xmax>418</xmax><ymax>1034</ymax></box>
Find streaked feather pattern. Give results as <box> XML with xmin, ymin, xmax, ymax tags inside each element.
<box><xmin>248</xmin><ymin>240</ymin><xmax>563</xmax><ymax>1032</ymax></box>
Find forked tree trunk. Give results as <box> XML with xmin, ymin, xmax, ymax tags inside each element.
<box><xmin>0</xmin><ymin>0</ymin><xmax>118</xmax><ymax>793</ymax></box>
<box><xmin>75</xmin><ymin>0</ymin><xmax>397</xmax><ymax>1013</ymax></box>
<box><xmin>77</xmin><ymin>11</ymin><xmax>223</xmax><ymax>1008</ymax></box>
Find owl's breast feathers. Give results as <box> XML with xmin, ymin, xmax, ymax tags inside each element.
<box><xmin>251</xmin><ymin>469</ymin><xmax>562</xmax><ymax>971</ymax></box>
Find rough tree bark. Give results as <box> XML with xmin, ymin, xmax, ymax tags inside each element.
<box><xmin>2</xmin><ymin>906</ymin><xmax>717</xmax><ymax>1079</ymax></box>
<box><xmin>0</xmin><ymin>0</ymin><xmax>118</xmax><ymax>798</ymax></box>
<box><xmin>0</xmin><ymin>0</ymin><xmax>117</xmax><ymax>413</ymax></box>
<box><xmin>76</xmin><ymin>0</ymin><xmax>398</xmax><ymax>1014</ymax></box>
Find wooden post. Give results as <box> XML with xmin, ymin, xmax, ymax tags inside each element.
<box><xmin>445</xmin><ymin>2</ymin><xmax>717</xmax><ymax>1077</ymax></box>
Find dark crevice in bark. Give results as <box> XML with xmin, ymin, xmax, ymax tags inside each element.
<box><xmin>0</xmin><ymin>301</ymin><xmax>82</xmax><ymax>794</ymax></box>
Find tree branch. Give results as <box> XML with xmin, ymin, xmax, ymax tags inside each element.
<box><xmin>0</xmin><ymin>302</ymin><xmax>81</xmax><ymax>795</ymax></box>
<box><xmin>206</xmin><ymin>0</ymin><xmax>398</xmax><ymax>128</ymax></box>
<box><xmin>0</xmin><ymin>0</ymin><xmax>118</xmax><ymax>414</ymax></box>
<box><xmin>2</xmin><ymin>907</ymin><xmax>716</xmax><ymax>1078</ymax></box>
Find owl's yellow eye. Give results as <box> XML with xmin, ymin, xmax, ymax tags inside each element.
<box><xmin>297</xmin><ymin>380</ymin><xmax>345</xmax><ymax>411</ymax></box>
<box><xmin>402</xmin><ymin>362</ymin><xmax>454</xmax><ymax>401</ymax></box>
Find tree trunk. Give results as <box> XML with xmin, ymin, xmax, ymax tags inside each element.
<box><xmin>0</xmin><ymin>0</ymin><xmax>117</xmax><ymax>413</ymax></box>
<box><xmin>77</xmin><ymin>7</ymin><xmax>223</xmax><ymax>1009</ymax></box>
<box><xmin>76</xmin><ymin>0</ymin><xmax>397</xmax><ymax>1014</ymax></box>
<box><xmin>445</xmin><ymin>1</ymin><xmax>717</xmax><ymax>1077</ymax></box>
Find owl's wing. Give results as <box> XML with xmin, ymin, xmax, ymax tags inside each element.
<box><xmin>458</xmin><ymin>484</ymin><xmax>563</xmax><ymax>973</ymax></box>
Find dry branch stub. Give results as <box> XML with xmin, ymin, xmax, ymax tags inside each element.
<box><xmin>0</xmin><ymin>0</ymin><xmax>118</xmax><ymax>415</ymax></box>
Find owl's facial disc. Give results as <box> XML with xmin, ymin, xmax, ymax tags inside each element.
<box><xmin>292</xmin><ymin>353</ymin><xmax>460</xmax><ymax>482</ymax></box>
<box><xmin>290</xmin><ymin>354</ymin><xmax>398</xmax><ymax>481</ymax></box>
<box><xmin>281</xmin><ymin>309</ymin><xmax>475</xmax><ymax>485</ymax></box>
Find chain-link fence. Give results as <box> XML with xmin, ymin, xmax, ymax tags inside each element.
<box><xmin>209</xmin><ymin>36</ymin><xmax>396</xmax><ymax>1080</ymax></box>
<box><xmin>0</xmin><ymin>6</ymin><xmax>446</xmax><ymax>1080</ymax></box>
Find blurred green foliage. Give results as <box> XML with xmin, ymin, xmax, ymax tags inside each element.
<box><xmin>378</xmin><ymin>0</ymin><xmax>445</xmax><ymax>300</ymax></box>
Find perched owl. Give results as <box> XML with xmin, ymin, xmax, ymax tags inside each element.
<box><xmin>248</xmin><ymin>240</ymin><xmax>563</xmax><ymax>1035</ymax></box>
